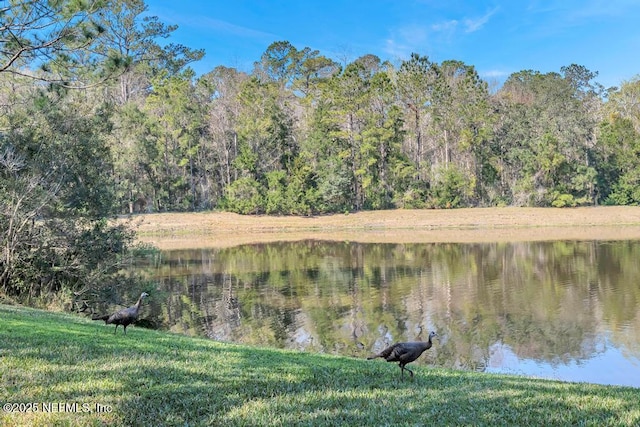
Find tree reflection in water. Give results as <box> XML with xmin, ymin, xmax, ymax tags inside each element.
<box><xmin>134</xmin><ymin>240</ymin><xmax>640</xmax><ymax>387</ymax></box>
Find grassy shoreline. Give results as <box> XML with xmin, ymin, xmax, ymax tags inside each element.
<box><xmin>130</xmin><ymin>206</ymin><xmax>640</xmax><ymax>250</ymax></box>
<box><xmin>2</xmin><ymin>305</ymin><xmax>639</xmax><ymax>426</ymax></box>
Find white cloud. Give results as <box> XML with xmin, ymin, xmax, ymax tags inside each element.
<box><xmin>382</xmin><ymin>6</ymin><xmax>500</xmax><ymax>60</ymax></box>
<box><xmin>463</xmin><ymin>7</ymin><xmax>499</xmax><ymax>33</ymax></box>
<box><xmin>192</xmin><ymin>17</ymin><xmax>277</xmax><ymax>39</ymax></box>
<box><xmin>429</xmin><ymin>6</ymin><xmax>498</xmax><ymax>36</ymax></box>
<box><xmin>383</xmin><ymin>25</ymin><xmax>429</xmax><ymax>59</ymax></box>
<box><xmin>146</xmin><ymin>6</ymin><xmax>273</xmax><ymax>40</ymax></box>
<box><xmin>482</xmin><ymin>70</ymin><xmax>510</xmax><ymax>78</ymax></box>
<box><xmin>526</xmin><ymin>0</ymin><xmax>639</xmax><ymax>29</ymax></box>
<box><xmin>383</xmin><ymin>38</ymin><xmax>411</xmax><ymax>59</ymax></box>
<box><xmin>431</xmin><ymin>19</ymin><xmax>458</xmax><ymax>33</ymax></box>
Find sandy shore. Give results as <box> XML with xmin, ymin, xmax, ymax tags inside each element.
<box><xmin>128</xmin><ymin>206</ymin><xmax>640</xmax><ymax>250</ymax></box>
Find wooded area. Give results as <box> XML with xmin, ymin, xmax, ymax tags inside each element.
<box><xmin>1</xmin><ymin>0</ymin><xmax>640</xmax><ymax>302</ymax></box>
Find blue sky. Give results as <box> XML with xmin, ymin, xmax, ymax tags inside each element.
<box><xmin>146</xmin><ymin>0</ymin><xmax>640</xmax><ymax>89</ymax></box>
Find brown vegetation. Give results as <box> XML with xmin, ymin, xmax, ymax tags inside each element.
<box><xmin>133</xmin><ymin>206</ymin><xmax>640</xmax><ymax>250</ymax></box>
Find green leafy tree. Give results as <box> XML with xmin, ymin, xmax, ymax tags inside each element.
<box><xmin>396</xmin><ymin>53</ymin><xmax>438</xmax><ymax>174</ymax></box>
<box><xmin>94</xmin><ymin>0</ymin><xmax>204</xmax><ymax>104</ymax></box>
<box><xmin>222</xmin><ymin>68</ymin><xmax>303</xmax><ymax>213</ymax></box>
<box><xmin>606</xmin><ymin>77</ymin><xmax>640</xmax><ymax>133</ymax></box>
<box><xmin>596</xmin><ymin>115</ymin><xmax>640</xmax><ymax>204</ymax></box>
<box><xmin>199</xmin><ymin>66</ymin><xmax>248</xmax><ymax>193</ymax></box>
<box><xmin>0</xmin><ymin>0</ymin><xmax>164</xmax><ymax>306</ymax></box>
<box><xmin>423</xmin><ymin>60</ymin><xmax>492</xmax><ymax>206</ymax></box>
<box><xmin>0</xmin><ymin>86</ymin><xmax>142</xmax><ymax>302</ymax></box>
<box><xmin>0</xmin><ymin>0</ymin><xmax>118</xmax><ymax>87</ymax></box>
<box><xmin>495</xmin><ymin>66</ymin><xmax>602</xmax><ymax>206</ymax></box>
<box><xmin>316</xmin><ymin>56</ymin><xmax>381</xmax><ymax>211</ymax></box>
<box><xmin>221</xmin><ymin>176</ymin><xmax>264</xmax><ymax>214</ymax></box>
<box><xmin>303</xmin><ymin>100</ymin><xmax>353</xmax><ymax>212</ymax></box>
<box><xmin>142</xmin><ymin>70</ymin><xmax>208</xmax><ymax>211</ymax></box>
<box><xmin>100</xmin><ymin>0</ymin><xmax>205</xmax><ymax>213</ymax></box>
<box><xmin>358</xmin><ymin>71</ymin><xmax>405</xmax><ymax>209</ymax></box>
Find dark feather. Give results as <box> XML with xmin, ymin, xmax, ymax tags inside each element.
<box><xmin>92</xmin><ymin>292</ymin><xmax>149</xmax><ymax>335</ymax></box>
<box><xmin>368</xmin><ymin>331</ymin><xmax>438</xmax><ymax>378</ymax></box>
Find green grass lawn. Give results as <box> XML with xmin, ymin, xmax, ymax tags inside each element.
<box><xmin>1</xmin><ymin>304</ymin><xmax>639</xmax><ymax>426</ymax></box>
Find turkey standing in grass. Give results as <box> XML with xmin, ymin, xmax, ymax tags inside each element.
<box><xmin>367</xmin><ymin>331</ymin><xmax>438</xmax><ymax>378</ymax></box>
<box><xmin>92</xmin><ymin>292</ymin><xmax>149</xmax><ymax>335</ymax></box>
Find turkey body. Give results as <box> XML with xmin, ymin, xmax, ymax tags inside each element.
<box><xmin>368</xmin><ymin>331</ymin><xmax>438</xmax><ymax>378</ymax></box>
<box><xmin>93</xmin><ymin>292</ymin><xmax>149</xmax><ymax>335</ymax></box>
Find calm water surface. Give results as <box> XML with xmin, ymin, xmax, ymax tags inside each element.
<box><xmin>131</xmin><ymin>240</ymin><xmax>640</xmax><ymax>387</ymax></box>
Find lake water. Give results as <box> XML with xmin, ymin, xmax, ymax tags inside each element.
<box><xmin>132</xmin><ymin>240</ymin><xmax>640</xmax><ymax>388</ymax></box>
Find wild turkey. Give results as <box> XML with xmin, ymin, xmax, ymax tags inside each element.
<box><xmin>367</xmin><ymin>331</ymin><xmax>438</xmax><ymax>378</ymax></box>
<box><xmin>92</xmin><ymin>292</ymin><xmax>149</xmax><ymax>335</ymax></box>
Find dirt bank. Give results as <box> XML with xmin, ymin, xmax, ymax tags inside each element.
<box><xmin>131</xmin><ymin>206</ymin><xmax>640</xmax><ymax>250</ymax></box>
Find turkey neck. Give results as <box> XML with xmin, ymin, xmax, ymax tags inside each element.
<box><xmin>134</xmin><ymin>295</ymin><xmax>144</xmax><ymax>309</ymax></box>
<box><xmin>417</xmin><ymin>336</ymin><xmax>433</xmax><ymax>349</ymax></box>
<box><xmin>418</xmin><ymin>335</ymin><xmax>433</xmax><ymax>346</ymax></box>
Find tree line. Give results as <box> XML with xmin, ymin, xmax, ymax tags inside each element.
<box><xmin>114</xmin><ymin>43</ymin><xmax>640</xmax><ymax>214</ymax></box>
<box><xmin>104</xmin><ymin>44</ymin><xmax>640</xmax><ymax>214</ymax></box>
<box><xmin>1</xmin><ymin>0</ymin><xmax>640</xmax><ymax>302</ymax></box>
